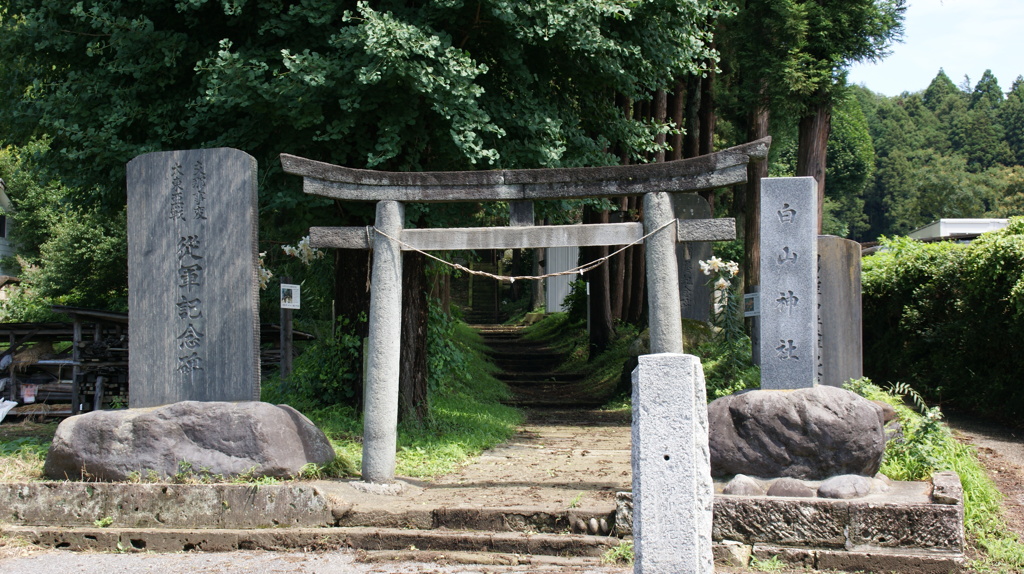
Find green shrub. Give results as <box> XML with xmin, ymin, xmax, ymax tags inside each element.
<box><xmin>862</xmin><ymin>219</ymin><xmax>1024</xmax><ymax>419</ymax></box>
<box><xmin>281</xmin><ymin>315</ymin><xmax>365</xmax><ymax>410</ymax></box>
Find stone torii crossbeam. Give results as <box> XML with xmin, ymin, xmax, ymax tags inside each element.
<box><xmin>281</xmin><ymin>137</ymin><xmax>770</xmax><ymax>484</ymax></box>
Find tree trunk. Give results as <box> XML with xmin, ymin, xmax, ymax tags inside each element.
<box><xmin>683</xmin><ymin>75</ymin><xmax>702</xmax><ymax>158</ymax></box>
<box><xmin>333</xmin><ymin>248</ymin><xmax>371</xmax><ymax>406</ymax></box>
<box><xmin>669</xmin><ymin>79</ymin><xmax>685</xmax><ymax>161</ymax></box>
<box><xmin>584</xmin><ymin>206</ymin><xmax>614</xmax><ymax>355</ymax></box>
<box><xmin>699</xmin><ymin>60</ymin><xmax>716</xmax><ymax>157</ymax></box>
<box><xmin>796</xmin><ymin>100</ymin><xmax>832</xmax><ymax>233</ymax></box>
<box><xmin>620</xmin><ymin>203</ymin><xmax>634</xmax><ymax>324</ymax></box>
<box><xmin>744</xmin><ymin>106</ymin><xmax>770</xmax><ymax>291</ymax></box>
<box><xmin>697</xmin><ymin>65</ymin><xmax>717</xmax><ymax>213</ymax></box>
<box><xmin>625</xmin><ymin>197</ymin><xmax>646</xmax><ymax>326</ymax></box>
<box><xmin>653</xmin><ymin>88</ymin><xmax>668</xmax><ymax>163</ymax></box>
<box><xmin>609</xmin><ymin>198</ymin><xmax>629</xmax><ymax>321</ymax></box>
<box><xmin>399</xmin><ymin>251</ymin><xmax>429</xmax><ymax>425</ymax></box>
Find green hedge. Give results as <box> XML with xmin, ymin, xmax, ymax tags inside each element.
<box><xmin>862</xmin><ymin>218</ymin><xmax>1024</xmax><ymax>420</ymax></box>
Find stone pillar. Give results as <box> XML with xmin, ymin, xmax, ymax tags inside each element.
<box><xmin>817</xmin><ymin>235</ymin><xmax>863</xmax><ymax>387</ymax></box>
<box><xmin>632</xmin><ymin>353</ymin><xmax>713</xmax><ymax>574</ymax></box>
<box><xmin>759</xmin><ymin>177</ymin><xmax>817</xmax><ymax>389</ymax></box>
<box><xmin>672</xmin><ymin>194</ymin><xmax>712</xmax><ymax>322</ymax></box>
<box><xmin>643</xmin><ymin>192</ymin><xmax>683</xmax><ymax>354</ymax></box>
<box><xmin>362</xmin><ymin>200</ymin><xmax>404</xmax><ymax>484</ymax></box>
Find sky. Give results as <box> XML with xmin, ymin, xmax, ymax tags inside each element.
<box><xmin>846</xmin><ymin>0</ymin><xmax>1024</xmax><ymax>97</ymax></box>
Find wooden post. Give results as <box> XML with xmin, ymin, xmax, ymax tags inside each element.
<box><xmin>71</xmin><ymin>318</ymin><xmax>82</xmax><ymax>414</ymax></box>
<box><xmin>280</xmin><ymin>276</ymin><xmax>294</xmax><ymax>382</ymax></box>
<box><xmin>362</xmin><ymin>200</ymin><xmax>405</xmax><ymax>483</ymax></box>
<box><xmin>643</xmin><ymin>192</ymin><xmax>683</xmax><ymax>354</ymax></box>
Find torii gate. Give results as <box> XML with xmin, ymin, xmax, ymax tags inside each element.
<box><xmin>281</xmin><ymin>137</ymin><xmax>770</xmax><ymax>484</ymax></box>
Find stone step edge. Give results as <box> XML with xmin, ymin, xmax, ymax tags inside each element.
<box><xmin>733</xmin><ymin>542</ymin><xmax>966</xmax><ymax>574</ymax></box>
<box><xmin>0</xmin><ymin>525</ymin><xmax>620</xmax><ymax>558</ymax></box>
<box><xmin>1</xmin><ymin>525</ymin><xmax>965</xmax><ymax>573</ymax></box>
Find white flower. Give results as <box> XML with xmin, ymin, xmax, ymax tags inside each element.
<box><xmin>726</xmin><ymin>261</ymin><xmax>740</xmax><ymax>277</ymax></box>
<box><xmin>700</xmin><ymin>256</ymin><xmax>724</xmax><ymax>276</ymax></box>
<box><xmin>257</xmin><ymin>252</ymin><xmax>273</xmax><ymax>290</ymax></box>
<box><xmin>282</xmin><ymin>235</ymin><xmax>324</xmax><ymax>265</ymax></box>
<box><xmin>715</xmin><ymin>277</ymin><xmax>731</xmax><ymax>291</ymax></box>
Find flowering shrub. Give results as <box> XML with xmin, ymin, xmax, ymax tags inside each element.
<box><xmin>697</xmin><ymin>256</ymin><xmax>758</xmax><ymax>398</ymax></box>
<box><xmin>699</xmin><ymin>256</ymin><xmax>742</xmax><ymax>343</ymax></box>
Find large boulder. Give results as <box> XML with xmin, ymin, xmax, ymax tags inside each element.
<box><xmin>44</xmin><ymin>401</ymin><xmax>335</xmax><ymax>481</ymax></box>
<box><xmin>708</xmin><ymin>386</ymin><xmax>885</xmax><ymax>480</ymax></box>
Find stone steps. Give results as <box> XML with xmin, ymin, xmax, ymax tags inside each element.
<box><xmin>472</xmin><ymin>323</ymin><xmax>606</xmax><ymax>408</ymax></box>
<box><xmin>0</xmin><ymin>525</ymin><xmax>618</xmax><ymax>557</ymax></box>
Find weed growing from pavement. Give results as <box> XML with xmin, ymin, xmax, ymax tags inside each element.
<box><xmin>748</xmin><ymin>555</ymin><xmax>785</xmax><ymax>571</ymax></box>
<box><xmin>600</xmin><ymin>539</ymin><xmax>633</xmax><ymax>565</ymax></box>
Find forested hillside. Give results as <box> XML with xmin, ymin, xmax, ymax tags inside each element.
<box><xmin>829</xmin><ymin>70</ymin><xmax>1024</xmax><ymax>241</ymax></box>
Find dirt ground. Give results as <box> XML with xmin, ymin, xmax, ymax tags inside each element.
<box><xmin>946</xmin><ymin>413</ymin><xmax>1024</xmax><ymax>538</ymax></box>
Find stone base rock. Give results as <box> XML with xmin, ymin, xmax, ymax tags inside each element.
<box><xmin>44</xmin><ymin>401</ymin><xmax>335</xmax><ymax>481</ymax></box>
<box><xmin>709</xmin><ymin>385</ymin><xmax>885</xmax><ymax>480</ymax></box>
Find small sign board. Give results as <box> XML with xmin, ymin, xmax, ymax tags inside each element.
<box><xmin>280</xmin><ymin>283</ymin><xmax>301</xmax><ymax>309</ymax></box>
<box><xmin>743</xmin><ymin>292</ymin><xmax>760</xmax><ymax>317</ymax></box>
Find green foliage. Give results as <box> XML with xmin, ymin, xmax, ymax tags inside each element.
<box><xmin>0</xmin><ymin>436</ymin><xmax>50</xmax><ymax>457</ymax></box>
<box><xmin>859</xmin><ymin>68</ymin><xmax>1024</xmax><ymax>239</ymax></box>
<box><xmin>824</xmin><ymin>93</ymin><xmax>874</xmax><ymax>238</ymax></box>
<box><xmin>748</xmin><ymin>555</ymin><xmax>786</xmax><ymax>572</ymax></box>
<box><xmin>845</xmin><ymin>378</ymin><xmax>951</xmax><ymax>481</ymax></box>
<box><xmin>862</xmin><ymin>220</ymin><xmax>1024</xmax><ymax>419</ymax></box>
<box><xmin>2</xmin><ymin>0</ymin><xmax>727</xmax><ymax>187</ymax></box>
<box><xmin>562</xmin><ymin>279</ymin><xmax>589</xmax><ymax>325</ymax></box>
<box><xmin>307</xmin><ymin>319</ymin><xmax>521</xmax><ymax>478</ymax></box>
<box><xmin>695</xmin><ymin>257</ymin><xmax>760</xmax><ymax>400</ymax></box>
<box><xmin>0</xmin><ymin>140</ymin><xmax>127</xmax><ymax>316</ymax></box>
<box><xmin>281</xmin><ymin>315</ymin><xmax>366</xmax><ymax>410</ymax></box>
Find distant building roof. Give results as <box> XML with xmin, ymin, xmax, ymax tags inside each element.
<box><xmin>907</xmin><ymin>219</ymin><xmax>1009</xmax><ymax>241</ymax></box>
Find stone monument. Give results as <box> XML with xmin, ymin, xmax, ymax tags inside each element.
<box><xmin>672</xmin><ymin>194</ymin><xmax>712</xmax><ymax>322</ymax></box>
<box><xmin>758</xmin><ymin>177</ymin><xmax>817</xmax><ymax>389</ymax></box>
<box><xmin>632</xmin><ymin>354</ymin><xmax>713</xmax><ymax>574</ymax></box>
<box><xmin>816</xmin><ymin>235</ymin><xmax>863</xmax><ymax>387</ymax></box>
<box><xmin>126</xmin><ymin>148</ymin><xmax>260</xmax><ymax>407</ymax></box>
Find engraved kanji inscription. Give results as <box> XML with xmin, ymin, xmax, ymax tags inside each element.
<box><xmin>169</xmin><ymin>163</ymin><xmax>186</xmax><ymax>221</ymax></box>
<box><xmin>176</xmin><ymin>296</ymin><xmax>202</xmax><ymax>319</ymax></box>
<box><xmin>777</xmin><ymin>246</ymin><xmax>799</xmax><ymax>264</ymax></box>
<box><xmin>777</xmin><ymin>203</ymin><xmax>796</xmax><ymax>224</ymax></box>
<box><xmin>177</xmin><ymin>263</ymin><xmax>204</xmax><ymax>292</ymax></box>
<box><xmin>192</xmin><ymin>160</ymin><xmax>208</xmax><ymax>220</ymax></box>
<box><xmin>176</xmin><ymin>235</ymin><xmax>203</xmax><ymax>260</ymax></box>
<box><xmin>776</xmin><ymin>290</ymin><xmax>799</xmax><ymax>313</ymax></box>
<box><xmin>776</xmin><ymin>340</ymin><xmax>798</xmax><ymax>360</ymax></box>
<box><xmin>176</xmin><ymin>352</ymin><xmax>204</xmax><ymax>374</ymax></box>
<box><xmin>176</xmin><ymin>324</ymin><xmax>205</xmax><ymax>350</ymax></box>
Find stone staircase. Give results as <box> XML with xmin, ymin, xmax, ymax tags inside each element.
<box><xmin>476</xmin><ymin>325</ymin><xmax>607</xmax><ymax>408</ymax></box>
